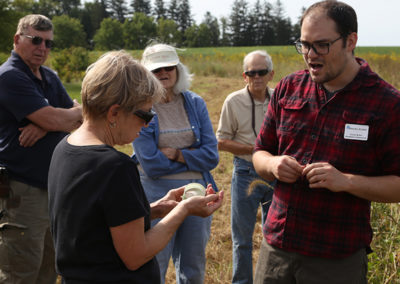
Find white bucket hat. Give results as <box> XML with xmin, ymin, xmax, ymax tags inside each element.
<box><xmin>141</xmin><ymin>44</ymin><xmax>180</xmax><ymax>72</ymax></box>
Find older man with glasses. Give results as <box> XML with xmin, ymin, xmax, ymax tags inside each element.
<box><xmin>0</xmin><ymin>14</ymin><xmax>82</xmax><ymax>283</ymax></box>
<box><xmin>216</xmin><ymin>50</ymin><xmax>275</xmax><ymax>284</ymax></box>
<box><xmin>252</xmin><ymin>1</ymin><xmax>400</xmax><ymax>283</ymax></box>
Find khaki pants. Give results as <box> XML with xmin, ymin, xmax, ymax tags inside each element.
<box><xmin>254</xmin><ymin>238</ymin><xmax>368</xmax><ymax>284</ymax></box>
<box><xmin>0</xmin><ymin>179</ymin><xmax>56</xmax><ymax>284</ymax></box>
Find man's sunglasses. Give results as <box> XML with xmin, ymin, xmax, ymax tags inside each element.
<box><xmin>134</xmin><ymin>109</ymin><xmax>156</xmax><ymax>124</ymax></box>
<box><xmin>21</xmin><ymin>34</ymin><xmax>54</xmax><ymax>49</ymax></box>
<box><xmin>244</xmin><ymin>69</ymin><xmax>269</xmax><ymax>77</ymax></box>
<box><xmin>152</xmin><ymin>66</ymin><xmax>176</xmax><ymax>74</ymax></box>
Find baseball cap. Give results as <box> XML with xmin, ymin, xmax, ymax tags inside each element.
<box><xmin>141</xmin><ymin>44</ymin><xmax>180</xmax><ymax>72</ymax></box>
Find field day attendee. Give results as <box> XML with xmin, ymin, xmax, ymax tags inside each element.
<box><xmin>252</xmin><ymin>1</ymin><xmax>400</xmax><ymax>283</ymax></box>
<box><xmin>48</xmin><ymin>50</ymin><xmax>224</xmax><ymax>284</ymax></box>
<box><xmin>132</xmin><ymin>43</ymin><xmax>219</xmax><ymax>284</ymax></box>
<box><xmin>0</xmin><ymin>14</ymin><xmax>82</xmax><ymax>283</ymax></box>
<box><xmin>216</xmin><ymin>50</ymin><xmax>275</xmax><ymax>284</ymax></box>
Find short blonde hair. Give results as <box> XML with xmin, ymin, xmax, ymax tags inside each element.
<box><xmin>81</xmin><ymin>50</ymin><xmax>165</xmax><ymax>120</ymax></box>
<box><xmin>16</xmin><ymin>14</ymin><xmax>53</xmax><ymax>35</ymax></box>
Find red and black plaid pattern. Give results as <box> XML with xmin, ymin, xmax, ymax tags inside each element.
<box><xmin>255</xmin><ymin>58</ymin><xmax>400</xmax><ymax>258</ymax></box>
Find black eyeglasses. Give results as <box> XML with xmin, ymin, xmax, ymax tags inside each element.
<box><xmin>244</xmin><ymin>69</ymin><xmax>269</xmax><ymax>77</ymax></box>
<box><xmin>152</xmin><ymin>66</ymin><xmax>176</xmax><ymax>74</ymax></box>
<box><xmin>294</xmin><ymin>36</ymin><xmax>342</xmax><ymax>56</ymax></box>
<box><xmin>134</xmin><ymin>109</ymin><xmax>155</xmax><ymax>124</ymax></box>
<box><xmin>21</xmin><ymin>34</ymin><xmax>54</xmax><ymax>49</ymax></box>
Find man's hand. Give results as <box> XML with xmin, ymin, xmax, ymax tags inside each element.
<box><xmin>271</xmin><ymin>155</ymin><xmax>304</xmax><ymax>183</ymax></box>
<box><xmin>18</xmin><ymin>123</ymin><xmax>47</xmax><ymax>147</ymax></box>
<box><xmin>303</xmin><ymin>162</ymin><xmax>348</xmax><ymax>192</ymax></box>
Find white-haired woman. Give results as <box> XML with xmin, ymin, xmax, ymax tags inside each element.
<box><xmin>133</xmin><ymin>44</ymin><xmax>219</xmax><ymax>283</ymax></box>
<box><xmin>48</xmin><ymin>50</ymin><xmax>223</xmax><ymax>284</ymax></box>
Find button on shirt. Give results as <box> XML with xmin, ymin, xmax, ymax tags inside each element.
<box><xmin>255</xmin><ymin>58</ymin><xmax>400</xmax><ymax>258</ymax></box>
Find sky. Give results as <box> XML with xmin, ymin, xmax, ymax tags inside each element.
<box><xmin>188</xmin><ymin>0</ymin><xmax>400</xmax><ymax>46</ymax></box>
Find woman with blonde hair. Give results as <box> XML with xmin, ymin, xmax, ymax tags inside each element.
<box><xmin>133</xmin><ymin>43</ymin><xmax>219</xmax><ymax>283</ymax></box>
<box><xmin>48</xmin><ymin>50</ymin><xmax>223</xmax><ymax>283</ymax></box>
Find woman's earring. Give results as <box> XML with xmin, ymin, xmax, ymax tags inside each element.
<box><xmin>110</xmin><ymin>122</ymin><xmax>116</xmax><ymax>128</ymax></box>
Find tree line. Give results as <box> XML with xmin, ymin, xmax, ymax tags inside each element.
<box><xmin>0</xmin><ymin>0</ymin><xmax>304</xmax><ymax>52</ymax></box>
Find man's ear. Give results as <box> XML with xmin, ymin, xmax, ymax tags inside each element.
<box><xmin>346</xmin><ymin>32</ymin><xmax>358</xmax><ymax>52</ymax></box>
<box><xmin>14</xmin><ymin>34</ymin><xmax>20</xmax><ymax>46</ymax></box>
<box><xmin>242</xmin><ymin>72</ymin><xmax>248</xmax><ymax>83</ymax></box>
<box><xmin>268</xmin><ymin>70</ymin><xmax>275</xmax><ymax>82</ymax></box>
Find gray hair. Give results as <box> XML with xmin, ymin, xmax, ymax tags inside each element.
<box><xmin>81</xmin><ymin>50</ymin><xmax>164</xmax><ymax>120</ymax></box>
<box><xmin>16</xmin><ymin>14</ymin><xmax>53</xmax><ymax>35</ymax></box>
<box><xmin>243</xmin><ymin>50</ymin><xmax>274</xmax><ymax>72</ymax></box>
<box><xmin>174</xmin><ymin>62</ymin><xmax>193</xmax><ymax>95</ymax></box>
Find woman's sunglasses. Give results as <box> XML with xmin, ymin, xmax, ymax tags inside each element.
<box><xmin>134</xmin><ymin>109</ymin><xmax>156</xmax><ymax>124</ymax></box>
<box><xmin>152</xmin><ymin>66</ymin><xmax>176</xmax><ymax>74</ymax></box>
<box><xmin>244</xmin><ymin>69</ymin><xmax>269</xmax><ymax>77</ymax></box>
<box><xmin>21</xmin><ymin>34</ymin><xmax>54</xmax><ymax>49</ymax></box>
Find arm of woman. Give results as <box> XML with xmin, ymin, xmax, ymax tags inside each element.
<box><xmin>133</xmin><ymin>120</ymin><xmax>189</xmax><ymax>178</ymax></box>
<box><xmin>110</xmin><ymin>190</ymin><xmax>224</xmax><ymax>271</ymax></box>
<box><xmin>179</xmin><ymin>95</ymin><xmax>219</xmax><ymax>172</ymax></box>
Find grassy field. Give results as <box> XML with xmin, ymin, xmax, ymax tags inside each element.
<box><xmin>61</xmin><ymin>46</ymin><xmax>400</xmax><ymax>283</ymax></box>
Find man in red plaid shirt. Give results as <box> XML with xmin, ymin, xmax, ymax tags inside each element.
<box><xmin>252</xmin><ymin>1</ymin><xmax>400</xmax><ymax>283</ymax></box>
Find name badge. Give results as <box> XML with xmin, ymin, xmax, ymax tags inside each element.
<box><xmin>344</xmin><ymin>124</ymin><xmax>369</xmax><ymax>141</ymax></box>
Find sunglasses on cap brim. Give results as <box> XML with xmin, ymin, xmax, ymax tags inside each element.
<box><xmin>134</xmin><ymin>109</ymin><xmax>156</xmax><ymax>124</ymax></box>
<box><xmin>21</xmin><ymin>34</ymin><xmax>54</xmax><ymax>49</ymax></box>
<box><xmin>244</xmin><ymin>69</ymin><xmax>269</xmax><ymax>77</ymax></box>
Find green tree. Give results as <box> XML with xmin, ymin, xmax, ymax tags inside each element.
<box><xmin>176</xmin><ymin>0</ymin><xmax>192</xmax><ymax>32</ymax></box>
<box><xmin>32</xmin><ymin>0</ymin><xmax>61</xmax><ymax>17</ymax></box>
<box><xmin>59</xmin><ymin>0</ymin><xmax>81</xmax><ymax>17</ymax></box>
<box><xmin>51</xmin><ymin>46</ymin><xmax>89</xmax><ymax>82</ymax></box>
<box><xmin>52</xmin><ymin>15</ymin><xmax>87</xmax><ymax>49</ymax></box>
<box><xmin>0</xmin><ymin>0</ymin><xmax>22</xmax><ymax>52</ymax></box>
<box><xmin>153</xmin><ymin>0</ymin><xmax>166</xmax><ymax>21</ymax></box>
<box><xmin>272</xmin><ymin>0</ymin><xmax>292</xmax><ymax>45</ymax></box>
<box><xmin>123</xmin><ymin>13</ymin><xmax>156</xmax><ymax>49</ymax></box>
<box><xmin>80</xmin><ymin>0</ymin><xmax>109</xmax><ymax>46</ymax></box>
<box><xmin>131</xmin><ymin>0</ymin><xmax>151</xmax><ymax>16</ymax></box>
<box><xmin>184</xmin><ymin>23</ymin><xmax>214</xmax><ymax>47</ymax></box>
<box><xmin>167</xmin><ymin>0</ymin><xmax>178</xmax><ymax>22</ymax></box>
<box><xmin>157</xmin><ymin>18</ymin><xmax>181</xmax><ymax>45</ymax></box>
<box><xmin>259</xmin><ymin>0</ymin><xmax>275</xmax><ymax>45</ymax></box>
<box><xmin>229</xmin><ymin>0</ymin><xmax>249</xmax><ymax>46</ymax></box>
<box><xmin>219</xmin><ymin>16</ymin><xmax>230</xmax><ymax>46</ymax></box>
<box><xmin>93</xmin><ymin>17</ymin><xmax>123</xmax><ymax>50</ymax></box>
<box><xmin>107</xmin><ymin>0</ymin><xmax>128</xmax><ymax>22</ymax></box>
<box><xmin>201</xmin><ymin>11</ymin><xmax>219</xmax><ymax>46</ymax></box>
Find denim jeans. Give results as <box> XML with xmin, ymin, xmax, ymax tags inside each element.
<box><xmin>231</xmin><ymin>157</ymin><xmax>274</xmax><ymax>284</ymax></box>
<box><xmin>140</xmin><ymin>175</ymin><xmax>212</xmax><ymax>284</ymax></box>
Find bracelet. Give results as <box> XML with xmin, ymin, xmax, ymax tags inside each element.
<box><xmin>173</xmin><ymin>149</ymin><xmax>180</xmax><ymax>161</ymax></box>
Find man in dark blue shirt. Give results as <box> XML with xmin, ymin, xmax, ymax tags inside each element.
<box><xmin>0</xmin><ymin>14</ymin><xmax>82</xmax><ymax>283</ymax></box>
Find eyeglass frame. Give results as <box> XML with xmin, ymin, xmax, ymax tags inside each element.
<box><xmin>294</xmin><ymin>36</ymin><xmax>343</xmax><ymax>56</ymax></box>
<box><xmin>244</xmin><ymin>69</ymin><xmax>269</xmax><ymax>77</ymax></box>
<box><xmin>152</xmin><ymin>66</ymin><xmax>176</xmax><ymax>74</ymax></box>
<box><xmin>20</xmin><ymin>34</ymin><xmax>54</xmax><ymax>49</ymax></box>
<box><xmin>134</xmin><ymin>109</ymin><xmax>156</xmax><ymax>124</ymax></box>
